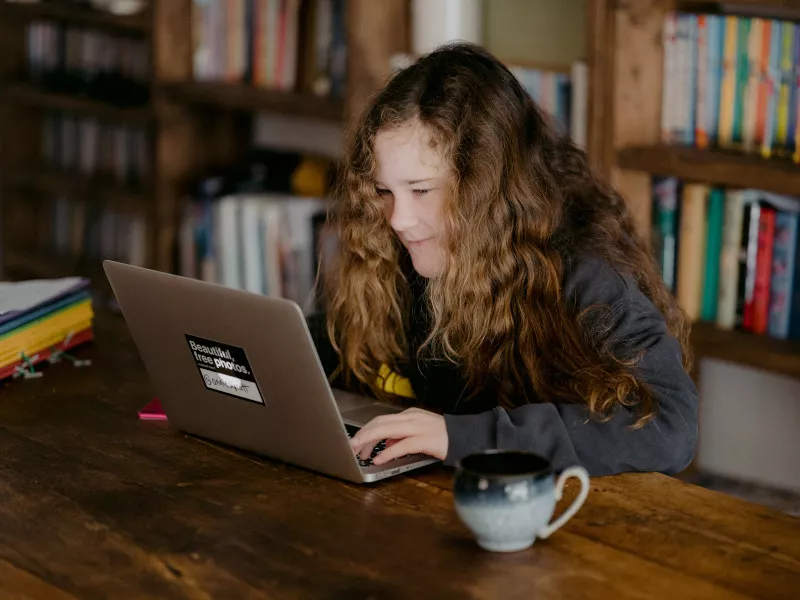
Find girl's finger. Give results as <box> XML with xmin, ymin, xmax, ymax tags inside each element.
<box><xmin>371</xmin><ymin>437</ymin><xmax>420</xmax><ymax>465</ymax></box>
<box><xmin>350</xmin><ymin>422</ymin><xmax>416</xmax><ymax>453</ymax></box>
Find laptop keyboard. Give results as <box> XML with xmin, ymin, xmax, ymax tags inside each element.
<box><xmin>345</xmin><ymin>424</ymin><xmax>387</xmax><ymax>467</ymax></box>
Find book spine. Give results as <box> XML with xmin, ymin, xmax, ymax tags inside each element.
<box><xmin>753</xmin><ymin>206</ymin><xmax>776</xmax><ymax>334</ymax></box>
<box><xmin>743</xmin><ymin>18</ymin><xmax>763</xmax><ymax>153</ymax></box>
<box><xmin>244</xmin><ymin>0</ymin><xmax>255</xmax><ymax>83</ymax></box>
<box><xmin>686</xmin><ymin>14</ymin><xmax>698</xmax><ymax>145</ymax></box>
<box><xmin>652</xmin><ymin>176</ymin><xmax>680</xmax><ymax>292</ymax></box>
<box><xmin>786</xmin><ymin>24</ymin><xmax>800</xmax><ymax>155</ymax></box>
<box><xmin>776</xmin><ymin>21</ymin><xmax>795</xmax><ymax>153</ymax></box>
<box><xmin>717</xmin><ymin>190</ymin><xmax>746</xmax><ymax>329</ymax></box>
<box><xmin>794</xmin><ymin>24</ymin><xmax>800</xmax><ymax>163</ymax></box>
<box><xmin>763</xmin><ymin>20</ymin><xmax>783</xmax><ymax>158</ymax></box>
<box><xmin>719</xmin><ymin>16</ymin><xmax>738</xmax><ymax>148</ymax></box>
<box><xmin>732</xmin><ymin>17</ymin><xmax>751</xmax><ymax>148</ymax></box>
<box><xmin>755</xmin><ymin>20</ymin><xmax>772</xmax><ymax>150</ymax></box>
<box><xmin>282</xmin><ymin>0</ymin><xmax>302</xmax><ymax>92</ymax></box>
<box><xmin>768</xmin><ymin>211</ymin><xmax>798</xmax><ymax>338</ymax></box>
<box><xmin>708</xmin><ymin>16</ymin><xmax>724</xmax><ymax>146</ymax></box>
<box><xmin>696</xmin><ymin>15</ymin><xmax>708</xmax><ymax>148</ymax></box>
<box><xmin>275</xmin><ymin>0</ymin><xmax>288</xmax><ymax>88</ymax></box>
<box><xmin>742</xmin><ymin>201</ymin><xmax>762</xmax><ymax>330</ymax></box>
<box><xmin>701</xmin><ymin>188</ymin><xmax>725</xmax><ymax>321</ymax></box>
<box><xmin>677</xmin><ymin>183</ymin><xmax>708</xmax><ymax>321</ymax></box>
<box><xmin>265</xmin><ymin>0</ymin><xmax>280</xmax><ymax>87</ymax></box>
<box><xmin>662</xmin><ymin>13</ymin><xmax>678</xmax><ymax>144</ymax></box>
<box><xmin>329</xmin><ymin>0</ymin><xmax>347</xmax><ymax>97</ymax></box>
<box><xmin>735</xmin><ymin>199</ymin><xmax>755</xmax><ymax>329</ymax></box>
<box><xmin>788</xmin><ymin>224</ymin><xmax>800</xmax><ymax>339</ymax></box>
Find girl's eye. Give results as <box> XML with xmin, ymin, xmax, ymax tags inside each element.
<box><xmin>412</xmin><ymin>189</ymin><xmax>429</xmax><ymax>196</ymax></box>
<box><xmin>376</xmin><ymin>188</ymin><xmax>391</xmax><ymax>197</ymax></box>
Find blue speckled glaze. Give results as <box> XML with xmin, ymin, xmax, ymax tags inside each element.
<box><xmin>453</xmin><ymin>450</ymin><xmax>559</xmax><ymax>552</ymax></box>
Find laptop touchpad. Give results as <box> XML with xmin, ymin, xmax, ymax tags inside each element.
<box><xmin>340</xmin><ymin>404</ymin><xmax>402</xmax><ymax>426</ymax></box>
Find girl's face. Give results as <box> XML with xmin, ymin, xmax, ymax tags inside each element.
<box><xmin>374</xmin><ymin>122</ymin><xmax>449</xmax><ymax>278</ymax></box>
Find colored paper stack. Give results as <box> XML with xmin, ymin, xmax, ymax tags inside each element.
<box><xmin>0</xmin><ymin>277</ymin><xmax>94</xmax><ymax>381</ymax></box>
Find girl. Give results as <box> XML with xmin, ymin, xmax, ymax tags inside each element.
<box><xmin>307</xmin><ymin>42</ymin><xmax>698</xmax><ymax>477</ymax></box>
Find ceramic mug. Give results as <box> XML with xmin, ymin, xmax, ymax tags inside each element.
<box><xmin>453</xmin><ymin>450</ymin><xmax>590</xmax><ymax>552</ymax></box>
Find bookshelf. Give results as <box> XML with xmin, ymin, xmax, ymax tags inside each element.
<box><xmin>0</xmin><ymin>0</ymin><xmax>408</xmax><ymax>286</ymax></box>
<box><xmin>0</xmin><ymin>164</ymin><xmax>150</xmax><ymax>211</ymax></box>
<box><xmin>158</xmin><ymin>81</ymin><xmax>345</xmax><ymax>122</ymax></box>
<box><xmin>3</xmin><ymin>81</ymin><xmax>154</xmax><ymax>123</ymax></box>
<box><xmin>0</xmin><ymin>0</ymin><xmax>152</xmax><ymax>33</ymax></box>
<box><xmin>602</xmin><ymin>0</ymin><xmax>800</xmax><ymax>378</ymax></box>
<box><xmin>691</xmin><ymin>321</ymin><xmax>800</xmax><ymax>379</ymax></box>
<box><xmin>617</xmin><ymin>146</ymin><xmax>800</xmax><ymax>197</ymax></box>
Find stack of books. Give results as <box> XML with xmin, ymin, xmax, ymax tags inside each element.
<box><xmin>178</xmin><ymin>149</ymin><xmax>336</xmax><ymax>315</ymax></box>
<box><xmin>651</xmin><ymin>177</ymin><xmax>800</xmax><ymax>339</ymax></box>
<box><xmin>661</xmin><ymin>12</ymin><xmax>800</xmax><ymax>160</ymax></box>
<box><xmin>0</xmin><ymin>277</ymin><xmax>95</xmax><ymax>381</ymax></box>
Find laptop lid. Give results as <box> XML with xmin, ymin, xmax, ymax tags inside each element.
<box><xmin>103</xmin><ymin>260</ymin><xmax>366</xmax><ymax>483</ymax></box>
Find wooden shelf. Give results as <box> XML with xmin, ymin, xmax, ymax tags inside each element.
<box><xmin>617</xmin><ymin>146</ymin><xmax>800</xmax><ymax>196</ymax></box>
<box><xmin>691</xmin><ymin>321</ymin><xmax>800</xmax><ymax>380</ymax></box>
<box><xmin>0</xmin><ymin>1</ymin><xmax>150</xmax><ymax>34</ymax></box>
<box><xmin>159</xmin><ymin>81</ymin><xmax>345</xmax><ymax>122</ymax></box>
<box><xmin>2</xmin><ymin>81</ymin><xmax>153</xmax><ymax>124</ymax></box>
<box><xmin>0</xmin><ymin>165</ymin><xmax>151</xmax><ymax>213</ymax></box>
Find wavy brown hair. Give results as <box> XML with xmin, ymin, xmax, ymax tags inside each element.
<box><xmin>323</xmin><ymin>42</ymin><xmax>692</xmax><ymax>426</ymax></box>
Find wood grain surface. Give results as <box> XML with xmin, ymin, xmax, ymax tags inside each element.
<box><xmin>0</xmin><ymin>311</ymin><xmax>797</xmax><ymax>599</ymax></box>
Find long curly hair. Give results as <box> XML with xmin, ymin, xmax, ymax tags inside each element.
<box><xmin>323</xmin><ymin>42</ymin><xmax>692</xmax><ymax>426</ymax></box>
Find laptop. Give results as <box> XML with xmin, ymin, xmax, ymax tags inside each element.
<box><xmin>103</xmin><ymin>260</ymin><xmax>439</xmax><ymax>483</ymax></box>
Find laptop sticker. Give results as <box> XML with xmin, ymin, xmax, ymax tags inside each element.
<box><xmin>185</xmin><ymin>334</ymin><xmax>264</xmax><ymax>405</ymax></box>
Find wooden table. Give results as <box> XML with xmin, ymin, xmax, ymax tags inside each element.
<box><xmin>1</xmin><ymin>311</ymin><xmax>798</xmax><ymax>600</ymax></box>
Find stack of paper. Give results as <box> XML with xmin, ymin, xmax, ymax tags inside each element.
<box><xmin>0</xmin><ymin>277</ymin><xmax>94</xmax><ymax>380</ymax></box>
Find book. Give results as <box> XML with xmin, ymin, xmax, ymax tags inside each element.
<box><xmin>677</xmin><ymin>183</ymin><xmax>709</xmax><ymax>321</ymax></box>
<box><xmin>701</xmin><ymin>188</ymin><xmax>725</xmax><ymax>321</ymax></box>
<box><xmin>768</xmin><ymin>211</ymin><xmax>799</xmax><ymax>338</ymax></box>
<box><xmin>717</xmin><ymin>190</ymin><xmax>747</xmax><ymax>329</ymax></box>
<box><xmin>0</xmin><ymin>277</ymin><xmax>94</xmax><ymax>382</ymax></box>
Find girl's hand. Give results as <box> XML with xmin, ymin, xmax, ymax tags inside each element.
<box><xmin>349</xmin><ymin>407</ymin><xmax>448</xmax><ymax>465</ymax></box>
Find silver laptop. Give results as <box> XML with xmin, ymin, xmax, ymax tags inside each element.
<box><xmin>103</xmin><ymin>260</ymin><xmax>439</xmax><ymax>483</ymax></box>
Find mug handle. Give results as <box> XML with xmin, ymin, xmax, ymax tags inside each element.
<box><xmin>537</xmin><ymin>466</ymin><xmax>590</xmax><ymax>539</ymax></box>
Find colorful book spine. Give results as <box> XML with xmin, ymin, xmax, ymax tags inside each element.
<box><xmin>789</xmin><ymin>232</ymin><xmax>800</xmax><ymax>339</ymax></box>
<box><xmin>768</xmin><ymin>211</ymin><xmax>799</xmax><ymax>338</ymax></box>
<box><xmin>776</xmin><ymin>21</ymin><xmax>796</xmax><ymax>154</ymax></box>
<box><xmin>0</xmin><ymin>328</ymin><xmax>93</xmax><ymax>382</ymax></box>
<box><xmin>662</xmin><ymin>13</ymin><xmax>679</xmax><ymax>143</ymax></box>
<box><xmin>701</xmin><ymin>188</ymin><xmax>725</xmax><ymax>321</ymax></box>
<box><xmin>706</xmin><ymin>15</ymin><xmax>724</xmax><ymax>148</ymax></box>
<box><xmin>763</xmin><ymin>20</ymin><xmax>783</xmax><ymax>158</ymax></box>
<box><xmin>732</xmin><ymin>17</ymin><xmax>751</xmax><ymax>147</ymax></box>
<box><xmin>794</xmin><ymin>32</ymin><xmax>800</xmax><ymax>163</ymax></box>
<box><xmin>755</xmin><ymin>19</ymin><xmax>772</xmax><ymax>151</ymax></box>
<box><xmin>736</xmin><ymin>199</ymin><xmax>760</xmax><ymax>330</ymax></box>
<box><xmin>652</xmin><ymin>176</ymin><xmax>680</xmax><ymax>292</ymax></box>
<box><xmin>718</xmin><ymin>15</ymin><xmax>738</xmax><ymax>148</ymax></box>
<box><xmin>676</xmin><ymin>14</ymin><xmax>692</xmax><ymax>144</ymax></box>
<box><xmin>696</xmin><ymin>15</ymin><xmax>709</xmax><ymax>148</ymax></box>
<box><xmin>717</xmin><ymin>190</ymin><xmax>746</xmax><ymax>329</ymax></box>
<box><xmin>786</xmin><ymin>24</ymin><xmax>800</xmax><ymax>155</ymax></box>
<box><xmin>678</xmin><ymin>183</ymin><xmax>709</xmax><ymax>321</ymax></box>
<box><xmin>752</xmin><ymin>206</ymin><xmax>776</xmax><ymax>334</ymax></box>
<box><xmin>686</xmin><ymin>14</ymin><xmax>698</xmax><ymax>145</ymax></box>
<box><xmin>743</xmin><ymin>18</ymin><xmax>763</xmax><ymax>153</ymax></box>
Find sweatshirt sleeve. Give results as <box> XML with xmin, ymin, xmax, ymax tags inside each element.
<box><xmin>443</xmin><ymin>257</ymin><xmax>699</xmax><ymax>477</ymax></box>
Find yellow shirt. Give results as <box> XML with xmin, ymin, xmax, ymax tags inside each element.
<box><xmin>377</xmin><ymin>364</ymin><xmax>415</xmax><ymax>399</ymax></box>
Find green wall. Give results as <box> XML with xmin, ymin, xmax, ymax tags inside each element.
<box><xmin>483</xmin><ymin>0</ymin><xmax>586</xmax><ymax>66</ymax></box>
